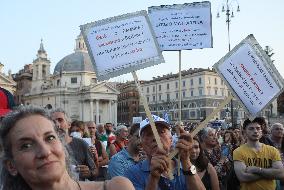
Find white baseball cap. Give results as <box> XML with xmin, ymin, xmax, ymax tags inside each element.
<box><xmin>139</xmin><ymin>115</ymin><xmax>170</xmax><ymax>136</ymax></box>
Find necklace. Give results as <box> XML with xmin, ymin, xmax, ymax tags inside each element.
<box><xmin>75</xmin><ymin>181</ymin><xmax>82</xmax><ymax>190</ymax></box>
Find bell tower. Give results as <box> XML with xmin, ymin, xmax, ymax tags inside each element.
<box><xmin>31</xmin><ymin>39</ymin><xmax>51</xmax><ymax>93</ymax></box>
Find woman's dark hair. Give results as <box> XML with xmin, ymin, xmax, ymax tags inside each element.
<box><xmin>191</xmin><ymin>137</ymin><xmax>209</xmax><ymax>172</ymax></box>
<box><xmin>129</xmin><ymin>123</ymin><xmax>140</xmax><ymax>136</ymax></box>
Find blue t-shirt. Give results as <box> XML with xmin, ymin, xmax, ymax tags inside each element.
<box><xmin>108</xmin><ymin>148</ymin><xmax>137</xmax><ymax>178</ymax></box>
<box><xmin>124</xmin><ymin>159</ymin><xmax>188</xmax><ymax>190</ymax></box>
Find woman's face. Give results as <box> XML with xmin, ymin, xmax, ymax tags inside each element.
<box><xmin>190</xmin><ymin>140</ymin><xmax>200</xmax><ymax>160</ymax></box>
<box><xmin>7</xmin><ymin>115</ymin><xmax>66</xmax><ymax>186</ymax></box>
<box><xmin>204</xmin><ymin>130</ymin><xmax>217</xmax><ymax>146</ymax></box>
<box><xmin>224</xmin><ymin>132</ymin><xmax>231</xmax><ymax>143</ymax></box>
<box><xmin>119</xmin><ymin>128</ymin><xmax>129</xmax><ymax>139</ymax></box>
<box><xmin>70</xmin><ymin>125</ymin><xmax>83</xmax><ymax>137</ymax></box>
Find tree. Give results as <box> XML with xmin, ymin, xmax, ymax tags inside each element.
<box><xmin>264</xmin><ymin>46</ymin><xmax>275</xmax><ymax>63</ymax></box>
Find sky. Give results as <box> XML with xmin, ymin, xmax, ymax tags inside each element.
<box><xmin>0</xmin><ymin>0</ymin><xmax>283</xmax><ymax>82</ymax></box>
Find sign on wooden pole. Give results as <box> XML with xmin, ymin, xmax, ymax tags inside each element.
<box><xmin>148</xmin><ymin>1</ymin><xmax>212</xmax><ymax>51</ymax></box>
<box><xmin>80</xmin><ymin>10</ymin><xmax>164</xmax><ymax>81</ymax></box>
<box><xmin>213</xmin><ymin>34</ymin><xmax>284</xmax><ymax>116</ymax></box>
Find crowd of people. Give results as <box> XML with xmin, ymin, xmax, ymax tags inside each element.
<box><xmin>0</xmin><ymin>105</ymin><xmax>283</xmax><ymax>190</ymax></box>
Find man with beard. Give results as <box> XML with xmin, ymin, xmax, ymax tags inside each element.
<box><xmin>108</xmin><ymin>123</ymin><xmax>143</xmax><ymax>178</ymax></box>
<box><xmin>233</xmin><ymin>118</ymin><xmax>284</xmax><ymax>190</ymax></box>
<box><xmin>104</xmin><ymin>122</ymin><xmax>116</xmax><ymax>157</ymax></box>
<box><xmin>51</xmin><ymin>108</ymin><xmax>98</xmax><ymax>181</ymax></box>
<box><xmin>124</xmin><ymin>115</ymin><xmax>205</xmax><ymax>190</ymax></box>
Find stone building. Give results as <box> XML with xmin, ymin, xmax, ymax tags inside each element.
<box><xmin>16</xmin><ymin>33</ymin><xmax>119</xmax><ymax>125</ymax></box>
<box><xmin>0</xmin><ymin>63</ymin><xmax>16</xmax><ymax>94</ymax></box>
<box><xmin>139</xmin><ymin>68</ymin><xmax>278</xmax><ymax>125</ymax></box>
<box><xmin>12</xmin><ymin>64</ymin><xmax>33</xmax><ymax>105</ymax></box>
<box><xmin>116</xmin><ymin>81</ymin><xmax>140</xmax><ymax>125</ymax></box>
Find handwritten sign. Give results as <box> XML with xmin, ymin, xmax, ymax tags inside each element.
<box><xmin>132</xmin><ymin>116</ymin><xmax>142</xmax><ymax>124</ymax></box>
<box><xmin>80</xmin><ymin>11</ymin><xmax>164</xmax><ymax>81</ymax></box>
<box><xmin>214</xmin><ymin>34</ymin><xmax>284</xmax><ymax>116</ymax></box>
<box><xmin>148</xmin><ymin>1</ymin><xmax>212</xmax><ymax>51</ymax></box>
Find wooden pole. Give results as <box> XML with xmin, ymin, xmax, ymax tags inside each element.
<box><xmin>132</xmin><ymin>71</ymin><xmax>174</xmax><ymax>179</ymax></box>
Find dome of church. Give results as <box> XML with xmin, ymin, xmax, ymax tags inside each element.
<box><xmin>53</xmin><ymin>51</ymin><xmax>95</xmax><ymax>74</ymax></box>
<box><xmin>53</xmin><ymin>32</ymin><xmax>95</xmax><ymax>75</ymax></box>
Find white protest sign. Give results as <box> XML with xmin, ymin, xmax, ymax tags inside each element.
<box><xmin>132</xmin><ymin>116</ymin><xmax>142</xmax><ymax>124</ymax></box>
<box><xmin>148</xmin><ymin>1</ymin><xmax>212</xmax><ymax>51</ymax></box>
<box><xmin>80</xmin><ymin>11</ymin><xmax>164</xmax><ymax>81</ymax></box>
<box><xmin>213</xmin><ymin>34</ymin><xmax>284</xmax><ymax>116</ymax></box>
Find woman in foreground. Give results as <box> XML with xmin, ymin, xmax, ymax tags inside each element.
<box><xmin>190</xmin><ymin>137</ymin><xmax>220</xmax><ymax>190</ymax></box>
<box><xmin>0</xmin><ymin>106</ymin><xmax>134</xmax><ymax>190</ymax></box>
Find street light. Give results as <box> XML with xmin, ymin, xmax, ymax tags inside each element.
<box><xmin>217</xmin><ymin>0</ymin><xmax>240</xmax><ymax>127</ymax></box>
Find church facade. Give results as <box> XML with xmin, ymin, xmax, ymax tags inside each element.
<box><xmin>18</xmin><ymin>33</ymin><xmax>119</xmax><ymax>125</ymax></box>
<box><xmin>0</xmin><ymin>63</ymin><xmax>16</xmax><ymax>94</ymax></box>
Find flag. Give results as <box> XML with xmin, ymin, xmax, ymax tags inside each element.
<box><xmin>163</xmin><ymin>111</ymin><xmax>170</xmax><ymax>123</ymax></box>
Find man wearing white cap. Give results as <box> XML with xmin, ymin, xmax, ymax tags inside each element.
<box><xmin>124</xmin><ymin>115</ymin><xmax>205</xmax><ymax>190</ymax></box>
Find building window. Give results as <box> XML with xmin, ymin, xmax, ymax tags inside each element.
<box><xmin>215</xmin><ymin>78</ymin><xmax>217</xmax><ymax>85</ymax></box>
<box><xmin>147</xmin><ymin>87</ymin><xmax>149</xmax><ymax>93</ymax></box>
<box><xmin>167</xmin><ymin>83</ymin><xmax>170</xmax><ymax>90</ymax></box>
<box><xmin>159</xmin><ymin>94</ymin><xmax>162</xmax><ymax>101</ymax></box>
<box><xmin>153</xmin><ymin>95</ymin><xmax>156</xmax><ymax>101</ymax></box>
<box><xmin>153</xmin><ymin>86</ymin><xmax>155</xmax><ymax>92</ymax></box>
<box><xmin>175</xmin><ymin>81</ymin><xmax>178</xmax><ymax>88</ymax></box>
<box><xmin>199</xmin><ymin>89</ymin><xmax>203</xmax><ymax>96</ymax></box>
<box><xmin>215</xmin><ymin>89</ymin><xmax>218</xmax><ymax>95</ymax></box>
<box><xmin>191</xmin><ymin>90</ymin><xmax>194</xmax><ymax>96</ymax></box>
<box><xmin>221</xmin><ymin>79</ymin><xmax>224</xmax><ymax>85</ymax></box>
<box><xmin>159</xmin><ymin>85</ymin><xmax>161</xmax><ymax>91</ymax></box>
<box><xmin>57</xmin><ymin>79</ymin><xmax>60</xmax><ymax>86</ymax></box>
<box><xmin>208</xmin><ymin>77</ymin><xmax>211</xmax><ymax>84</ymax></box>
<box><xmin>167</xmin><ymin>94</ymin><xmax>170</xmax><ymax>101</ymax></box>
<box><xmin>147</xmin><ymin>97</ymin><xmax>149</xmax><ymax>102</ymax></box>
<box><xmin>221</xmin><ymin>89</ymin><xmax>224</xmax><ymax>96</ymax></box>
<box><xmin>183</xmin><ymin>80</ymin><xmax>186</xmax><ymax>87</ymax></box>
<box><xmin>71</xmin><ymin>77</ymin><xmax>77</xmax><ymax>84</ymax></box>
<box><xmin>199</xmin><ymin>77</ymin><xmax>202</xmax><ymax>85</ymax></box>
<box><xmin>190</xmin><ymin>111</ymin><xmax>196</xmax><ymax>117</ymax></box>
<box><xmin>190</xmin><ymin>79</ymin><xmax>193</xmax><ymax>85</ymax></box>
<box><xmin>176</xmin><ymin>93</ymin><xmax>178</xmax><ymax>99</ymax></box>
<box><xmin>183</xmin><ymin>91</ymin><xmax>186</xmax><ymax>97</ymax></box>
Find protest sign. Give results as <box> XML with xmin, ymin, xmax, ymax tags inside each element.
<box><xmin>213</xmin><ymin>34</ymin><xmax>284</xmax><ymax>116</ymax></box>
<box><xmin>80</xmin><ymin>10</ymin><xmax>164</xmax><ymax>81</ymax></box>
<box><xmin>132</xmin><ymin>116</ymin><xmax>142</xmax><ymax>124</ymax></box>
<box><xmin>148</xmin><ymin>1</ymin><xmax>212</xmax><ymax>51</ymax></box>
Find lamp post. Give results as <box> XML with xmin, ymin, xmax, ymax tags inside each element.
<box><xmin>217</xmin><ymin>0</ymin><xmax>240</xmax><ymax>127</ymax></box>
